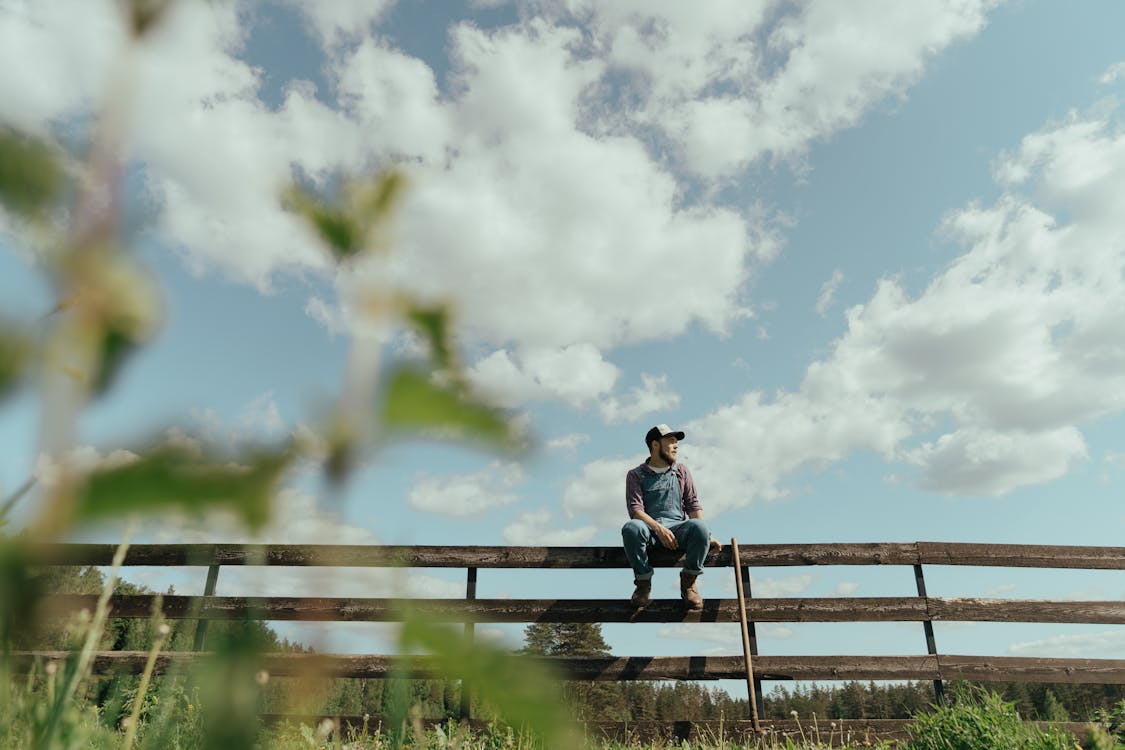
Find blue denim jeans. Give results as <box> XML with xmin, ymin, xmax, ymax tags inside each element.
<box><xmin>621</xmin><ymin>517</ymin><xmax>711</xmax><ymax>580</ymax></box>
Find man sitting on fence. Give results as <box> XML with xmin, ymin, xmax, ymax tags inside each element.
<box><xmin>622</xmin><ymin>424</ymin><xmax>721</xmax><ymax>610</ymax></box>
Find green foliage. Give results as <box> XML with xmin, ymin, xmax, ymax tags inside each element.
<box><xmin>126</xmin><ymin>0</ymin><xmax>175</xmax><ymax>37</ymax></box>
<box><xmin>0</xmin><ymin>322</ymin><xmax>32</xmax><ymax>405</ymax></box>
<box><xmin>0</xmin><ymin>127</ymin><xmax>61</xmax><ymax>219</ymax></box>
<box><xmin>0</xmin><ymin>539</ymin><xmax>45</xmax><ymax>650</ymax></box>
<box><xmin>405</xmin><ymin>304</ymin><xmax>457</xmax><ymax>371</ymax></box>
<box><xmin>284</xmin><ymin>171</ymin><xmax>405</xmax><ymax>261</ymax></box>
<box><xmin>522</xmin><ymin>622</ymin><xmax>612</xmax><ymax>658</ymax></box>
<box><xmin>399</xmin><ymin>614</ymin><xmax>576</xmax><ymax>748</ymax></box>
<box><xmin>382</xmin><ymin>367</ymin><xmax>523</xmax><ymax>453</ymax></box>
<box><xmin>72</xmin><ymin>442</ymin><xmax>295</xmax><ymax>531</ymax></box>
<box><xmin>1090</xmin><ymin>699</ymin><xmax>1125</xmax><ymax>748</ymax></box>
<box><xmin>1</xmin><ymin>5</ymin><xmax>551</xmax><ymax>748</ymax></box>
<box><xmin>904</xmin><ymin>684</ymin><xmax>1074</xmax><ymax>750</ymax></box>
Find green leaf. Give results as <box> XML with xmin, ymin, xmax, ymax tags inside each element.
<box><xmin>285</xmin><ymin>169</ymin><xmax>405</xmax><ymax>263</ymax></box>
<box><xmin>0</xmin><ymin>323</ymin><xmax>31</xmax><ymax>403</ymax></box>
<box><xmin>404</xmin><ymin>303</ymin><xmax>455</xmax><ymax>370</ymax></box>
<box><xmin>0</xmin><ymin>127</ymin><xmax>61</xmax><ymax>218</ymax></box>
<box><xmin>81</xmin><ymin>255</ymin><xmax>163</xmax><ymax>398</ymax></box>
<box><xmin>127</xmin><ymin>0</ymin><xmax>175</xmax><ymax>37</ymax></box>
<box><xmin>73</xmin><ymin>444</ymin><xmax>293</xmax><ymax>531</ymax></box>
<box><xmin>359</xmin><ymin>169</ymin><xmax>406</xmax><ymax>221</ymax></box>
<box><xmin>310</xmin><ymin>209</ymin><xmax>362</xmax><ymax>258</ymax></box>
<box><xmin>284</xmin><ymin>187</ymin><xmax>364</xmax><ymax>260</ymax></box>
<box><xmin>90</xmin><ymin>326</ymin><xmax>137</xmax><ymax>397</ymax></box>
<box><xmin>382</xmin><ymin>367</ymin><xmax>524</xmax><ymax>453</ymax></box>
<box><xmin>399</xmin><ymin>613</ymin><xmax>576</xmax><ymax>747</ymax></box>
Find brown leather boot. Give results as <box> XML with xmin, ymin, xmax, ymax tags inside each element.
<box><xmin>630</xmin><ymin>579</ymin><xmax>652</xmax><ymax>607</ymax></box>
<box><xmin>679</xmin><ymin>571</ymin><xmax>703</xmax><ymax>610</ymax></box>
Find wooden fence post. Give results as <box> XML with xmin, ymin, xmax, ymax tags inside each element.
<box><xmin>913</xmin><ymin>563</ymin><xmax>944</xmax><ymax>704</ymax></box>
<box><xmin>460</xmin><ymin>566</ymin><xmax>477</xmax><ymax>720</ymax></box>
<box><xmin>192</xmin><ymin>563</ymin><xmax>221</xmax><ymax>652</ymax></box>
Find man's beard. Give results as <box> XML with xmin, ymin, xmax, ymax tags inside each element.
<box><xmin>659</xmin><ymin>447</ymin><xmax>676</xmax><ymax>466</ymax></box>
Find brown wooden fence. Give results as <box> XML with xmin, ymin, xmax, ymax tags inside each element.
<box><xmin>14</xmin><ymin>541</ymin><xmax>1125</xmax><ymax>740</ymax></box>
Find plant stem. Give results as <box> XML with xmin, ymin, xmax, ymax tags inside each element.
<box><xmin>39</xmin><ymin>525</ymin><xmax>132</xmax><ymax>748</ymax></box>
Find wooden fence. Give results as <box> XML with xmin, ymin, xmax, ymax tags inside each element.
<box><xmin>14</xmin><ymin>541</ymin><xmax>1125</xmax><ymax>740</ymax></box>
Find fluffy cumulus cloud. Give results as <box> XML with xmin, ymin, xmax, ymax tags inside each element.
<box><xmin>407</xmin><ymin>460</ymin><xmax>525</xmax><ymax>517</ymax></box>
<box><xmin>0</xmin><ymin>0</ymin><xmax>998</xmax><ymax>412</ymax></box>
<box><xmin>1008</xmin><ymin>630</ymin><xmax>1125</xmax><ymax>658</ymax></box>
<box><xmin>599</xmin><ymin>373</ymin><xmax>681</xmax><ymax>424</ymax></box>
<box><xmin>502</xmin><ymin>508</ymin><xmax>597</xmax><ymax>545</ymax></box>
<box><xmin>525</xmin><ymin>0</ymin><xmax>998</xmax><ymax>178</ymax></box>
<box><xmin>286</xmin><ymin>0</ymin><xmax>397</xmax><ymax>48</ymax></box>
<box><xmin>545</xmin><ymin>432</ymin><xmax>590</xmax><ymax>452</ymax></box>
<box><xmin>562</xmin><ymin>457</ymin><xmax>632</xmax><ymax>527</ymax></box>
<box><xmin>466</xmin><ymin>345</ymin><xmax>620</xmax><ymax>408</ymax></box>
<box><xmin>561</xmin><ymin>108</ymin><xmax>1125</xmax><ymax>523</ymax></box>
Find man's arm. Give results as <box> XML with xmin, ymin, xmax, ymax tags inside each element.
<box><xmin>685</xmin><ymin>477</ymin><xmax>722</xmax><ymax>551</ymax></box>
<box><xmin>630</xmin><ymin>508</ymin><xmax>679</xmax><ymax>550</ymax></box>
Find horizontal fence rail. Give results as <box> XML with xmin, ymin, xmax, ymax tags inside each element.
<box><xmin>25</xmin><ymin>541</ymin><xmax>1125</xmax><ymax>569</ymax></box>
<box><xmin>36</xmin><ymin>594</ymin><xmax>1125</xmax><ymax>625</ymax></box>
<box><xmin>18</xmin><ymin>539</ymin><xmax>1125</xmax><ymax>728</ymax></box>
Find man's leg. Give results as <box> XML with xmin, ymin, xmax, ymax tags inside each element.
<box><xmin>673</xmin><ymin>519</ymin><xmax>711</xmax><ymax>576</ymax></box>
<box><xmin>621</xmin><ymin>519</ymin><xmax>654</xmax><ymax>605</ymax></box>
<box><xmin>671</xmin><ymin>519</ymin><xmax>710</xmax><ymax>609</ymax></box>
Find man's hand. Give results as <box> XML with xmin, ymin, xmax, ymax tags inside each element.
<box><xmin>653</xmin><ymin>524</ymin><xmax>678</xmax><ymax>550</ymax></box>
<box><xmin>709</xmin><ymin>538</ymin><xmax>723</xmax><ymax>552</ymax></box>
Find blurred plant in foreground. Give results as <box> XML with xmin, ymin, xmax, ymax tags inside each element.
<box><xmin>0</xmin><ymin>1</ymin><xmax>540</xmax><ymax>748</ymax></box>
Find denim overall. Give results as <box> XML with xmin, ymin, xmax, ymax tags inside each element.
<box><xmin>621</xmin><ymin>466</ymin><xmax>710</xmax><ymax>580</ymax></box>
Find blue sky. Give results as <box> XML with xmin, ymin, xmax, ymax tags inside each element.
<box><xmin>3</xmin><ymin>0</ymin><xmax>1125</xmax><ymax>696</ymax></box>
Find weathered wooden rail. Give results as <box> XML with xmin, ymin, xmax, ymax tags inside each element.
<box><xmin>15</xmin><ymin>540</ymin><xmax>1125</xmax><ymax>731</ymax></box>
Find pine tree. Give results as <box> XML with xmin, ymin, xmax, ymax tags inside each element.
<box><xmin>521</xmin><ymin>622</ymin><xmax>627</xmax><ymax>719</ymax></box>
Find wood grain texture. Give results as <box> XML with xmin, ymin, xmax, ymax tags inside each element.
<box><xmin>25</xmin><ymin>541</ymin><xmax>1125</xmax><ymax>569</ymax></box>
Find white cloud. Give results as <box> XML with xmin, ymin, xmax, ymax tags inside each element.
<box><xmin>561</xmin><ymin>457</ymin><xmax>631</xmax><ymax>528</ymax></box>
<box><xmin>833</xmin><ymin>581</ymin><xmax>860</xmax><ymax>596</ymax></box>
<box><xmin>547</xmin><ymin>0</ymin><xmax>997</xmax><ymax>178</ymax></box>
<box><xmin>658</xmin><ymin>621</ymin><xmax>792</xmax><ymax>647</ymax></box>
<box><xmin>286</xmin><ymin>0</ymin><xmax>396</xmax><ymax>48</ymax></box>
<box><xmin>1064</xmin><ymin>585</ymin><xmax>1108</xmax><ymax>601</ymax></box>
<box><xmin>407</xmin><ymin>460</ymin><xmax>525</xmax><ymax>517</ymax></box>
<box><xmin>0</xmin><ymin>2</ymin><xmax>124</xmax><ymax>132</ymax></box>
<box><xmin>502</xmin><ymin>508</ymin><xmax>597</xmax><ymax>545</ymax></box>
<box><xmin>467</xmin><ymin>345</ymin><xmax>620</xmax><ymax>408</ymax></box>
<box><xmin>558</xmin><ymin>108</ymin><xmax>1125</xmax><ymax>516</ymax></box>
<box><xmin>599</xmin><ymin>373</ymin><xmax>681</xmax><ymax>425</ymax></box>
<box><xmin>905</xmin><ymin>426</ymin><xmax>1086</xmax><ymax>495</ymax></box>
<box><xmin>545</xmin><ymin>432</ymin><xmax>590</xmax><ymax>452</ymax></box>
<box><xmin>1099</xmin><ymin>61</ymin><xmax>1125</xmax><ymax>85</ymax></box>
<box><xmin>815</xmin><ymin>269</ymin><xmax>845</xmax><ymax>316</ymax></box>
<box><xmin>984</xmin><ymin>583</ymin><xmax>1017</xmax><ymax>596</ymax></box>
<box><xmin>752</xmin><ymin>574</ymin><xmax>813</xmax><ymax>598</ymax></box>
<box><xmin>658</xmin><ymin>623</ymin><xmax>740</xmax><ymax>646</ymax></box>
<box><xmin>186</xmin><ymin>392</ymin><xmax>287</xmax><ymax>449</ymax></box>
<box><xmin>34</xmin><ymin>445</ymin><xmax>138</xmax><ymax>489</ymax></box>
<box><xmin>0</xmin><ymin>1</ymin><xmax>1001</xmax><ymax>413</ymax></box>
<box><xmin>1008</xmin><ymin>630</ymin><xmax>1125</xmax><ymax>658</ymax></box>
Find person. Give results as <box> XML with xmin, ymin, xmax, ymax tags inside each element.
<box><xmin>621</xmin><ymin>424</ymin><xmax>720</xmax><ymax>610</ymax></box>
